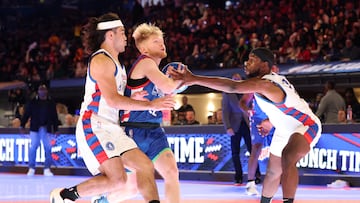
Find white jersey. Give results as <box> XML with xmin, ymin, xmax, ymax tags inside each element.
<box><xmin>79</xmin><ymin>49</ymin><xmax>127</xmax><ymax>123</ymax></box>
<box><xmin>76</xmin><ymin>49</ymin><xmax>137</xmax><ymax>175</ymax></box>
<box><xmin>254</xmin><ymin>72</ymin><xmax>322</xmax><ymax>156</ymax></box>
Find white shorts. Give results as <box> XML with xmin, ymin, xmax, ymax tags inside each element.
<box><xmin>269</xmin><ymin>120</ymin><xmax>322</xmax><ymax>157</ymax></box>
<box><xmin>76</xmin><ymin>111</ymin><xmax>137</xmax><ymax>175</ymax></box>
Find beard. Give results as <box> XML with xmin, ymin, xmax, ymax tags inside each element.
<box><xmin>246</xmin><ymin>69</ymin><xmax>261</xmax><ymax>79</ymax></box>
<box><xmin>148</xmin><ymin>49</ymin><xmax>167</xmax><ymax>59</ymax></box>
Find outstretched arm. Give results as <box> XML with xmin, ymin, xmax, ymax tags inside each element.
<box><xmin>169</xmin><ymin>67</ymin><xmax>285</xmax><ymax>103</ymax></box>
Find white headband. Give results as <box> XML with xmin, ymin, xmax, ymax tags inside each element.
<box><xmin>97</xmin><ymin>20</ymin><xmax>124</xmax><ymax>30</ymax></box>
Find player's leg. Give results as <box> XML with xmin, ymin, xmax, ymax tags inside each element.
<box><xmin>101</xmin><ymin>167</ymin><xmax>139</xmax><ymax>203</ymax></box>
<box><xmin>154</xmin><ymin>148</ymin><xmax>180</xmax><ymax>203</ymax></box>
<box><xmin>246</xmin><ymin>141</ymin><xmax>262</xmax><ymax>195</ymax></box>
<box><xmin>242</xmin><ymin>120</ymin><xmax>261</xmax><ymax>181</ymax></box>
<box><xmin>121</xmin><ymin>148</ymin><xmax>160</xmax><ymax>202</ymax></box>
<box><xmin>280</xmin><ymin>132</ymin><xmax>310</xmax><ymax>202</ymax></box>
<box><xmin>51</xmin><ymin>113</ymin><xmax>137</xmax><ymax>202</ymax></box>
<box><xmin>260</xmin><ymin>153</ymin><xmax>282</xmax><ymax>202</ymax></box>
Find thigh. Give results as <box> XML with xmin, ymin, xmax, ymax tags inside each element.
<box><xmin>99</xmin><ymin>156</ymin><xmax>127</xmax><ymax>180</ymax></box>
<box><xmin>121</xmin><ymin>148</ymin><xmax>153</xmax><ymax>171</ymax></box>
<box><xmin>282</xmin><ymin>133</ymin><xmax>310</xmax><ymax>163</ymax></box>
<box><xmin>76</xmin><ymin>112</ymin><xmax>138</xmax><ymax>175</ymax></box>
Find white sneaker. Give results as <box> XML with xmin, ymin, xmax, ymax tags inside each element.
<box><xmin>246</xmin><ymin>181</ymin><xmax>260</xmax><ymax>196</ymax></box>
<box><xmin>44</xmin><ymin>168</ymin><xmax>54</xmax><ymax>176</ymax></box>
<box><xmin>27</xmin><ymin>168</ymin><xmax>35</xmax><ymax>176</ymax></box>
<box><xmin>327</xmin><ymin>179</ymin><xmax>349</xmax><ymax>188</ymax></box>
<box><xmin>50</xmin><ymin>188</ymin><xmax>74</xmax><ymax>203</ymax></box>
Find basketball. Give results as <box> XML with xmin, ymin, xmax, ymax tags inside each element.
<box><xmin>162</xmin><ymin>62</ymin><xmax>188</xmax><ymax>93</ymax></box>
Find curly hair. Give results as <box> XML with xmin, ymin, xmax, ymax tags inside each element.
<box><xmin>81</xmin><ymin>12</ymin><xmax>121</xmax><ymax>55</ymax></box>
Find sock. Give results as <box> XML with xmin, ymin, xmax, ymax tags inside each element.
<box><xmin>149</xmin><ymin>200</ymin><xmax>160</xmax><ymax>203</ymax></box>
<box><xmin>260</xmin><ymin>196</ymin><xmax>272</xmax><ymax>203</ymax></box>
<box><xmin>60</xmin><ymin>186</ymin><xmax>80</xmax><ymax>201</ymax></box>
<box><xmin>283</xmin><ymin>198</ymin><xmax>294</xmax><ymax>203</ymax></box>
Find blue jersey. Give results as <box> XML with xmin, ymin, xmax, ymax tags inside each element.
<box><xmin>250</xmin><ymin>98</ymin><xmax>274</xmax><ymax>146</ymax></box>
<box><xmin>250</xmin><ymin>98</ymin><xmax>268</xmax><ymax>125</ymax></box>
<box><xmin>121</xmin><ymin>55</ymin><xmax>163</xmax><ymax>124</ymax></box>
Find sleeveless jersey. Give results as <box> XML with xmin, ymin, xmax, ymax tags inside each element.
<box><xmin>121</xmin><ymin>55</ymin><xmax>164</xmax><ymax>123</ymax></box>
<box><xmin>79</xmin><ymin>49</ymin><xmax>127</xmax><ymax>123</ymax></box>
<box><xmin>254</xmin><ymin>72</ymin><xmax>321</xmax><ymax>143</ymax></box>
<box><xmin>250</xmin><ymin>98</ymin><xmax>268</xmax><ymax>125</ymax></box>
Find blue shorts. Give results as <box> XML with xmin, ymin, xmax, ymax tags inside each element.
<box><xmin>125</xmin><ymin>127</ymin><xmax>170</xmax><ymax>161</ymax></box>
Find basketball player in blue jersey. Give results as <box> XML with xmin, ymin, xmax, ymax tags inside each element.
<box><xmin>245</xmin><ymin>97</ymin><xmax>274</xmax><ymax>196</ymax></box>
<box><xmin>169</xmin><ymin>47</ymin><xmax>322</xmax><ymax>203</ymax></box>
<box><xmin>50</xmin><ymin>13</ymin><xmax>176</xmax><ymax>203</ymax></box>
<box><xmin>93</xmin><ymin>23</ymin><xmax>183</xmax><ymax>203</ymax></box>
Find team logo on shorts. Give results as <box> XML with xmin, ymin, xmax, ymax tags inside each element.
<box><xmin>106</xmin><ymin>142</ymin><xmax>115</xmax><ymax>151</ymax></box>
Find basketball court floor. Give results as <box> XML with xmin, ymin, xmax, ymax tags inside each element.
<box><xmin>0</xmin><ymin>173</ymin><xmax>359</xmax><ymax>203</ymax></box>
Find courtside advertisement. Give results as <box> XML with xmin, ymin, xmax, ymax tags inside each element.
<box><xmin>0</xmin><ymin>132</ymin><xmax>359</xmax><ymax>176</ymax></box>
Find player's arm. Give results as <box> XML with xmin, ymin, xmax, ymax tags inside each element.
<box><xmin>170</xmin><ymin>67</ymin><xmax>285</xmax><ymax>103</ymax></box>
<box><xmin>90</xmin><ymin>55</ymin><xmax>175</xmax><ymax>110</ymax></box>
<box><xmin>134</xmin><ymin>58</ymin><xmax>183</xmax><ymax>94</ymax></box>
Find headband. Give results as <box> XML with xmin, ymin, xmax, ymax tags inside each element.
<box><xmin>250</xmin><ymin>47</ymin><xmax>275</xmax><ymax>67</ymax></box>
<box><xmin>97</xmin><ymin>20</ymin><xmax>124</xmax><ymax>30</ymax></box>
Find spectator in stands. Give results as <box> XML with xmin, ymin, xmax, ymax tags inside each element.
<box><xmin>176</xmin><ymin>95</ymin><xmax>194</xmax><ymax>125</ymax></box>
<box><xmin>1</xmin><ymin>0</ymin><xmax>359</xmax><ymax>83</ymax></box>
<box><xmin>339</xmin><ymin>38</ymin><xmax>360</xmax><ymax>61</ymax></box>
<box><xmin>56</xmin><ymin>103</ymin><xmax>69</xmax><ymax>126</ymax></box>
<box><xmin>316</xmin><ymin>81</ymin><xmax>346</xmax><ymax>123</ymax></box>
<box><xmin>12</xmin><ymin>104</ymin><xmax>30</xmax><ymax>128</ymax></box>
<box><xmin>8</xmin><ymin>88</ymin><xmax>26</xmax><ymax>111</ymax></box>
<box><xmin>215</xmin><ymin>108</ymin><xmax>223</xmax><ymax>124</ymax></box>
<box><xmin>185</xmin><ymin>109</ymin><xmax>200</xmax><ymax>125</ymax></box>
<box><xmin>207</xmin><ymin>114</ymin><xmax>216</xmax><ymax>124</ymax></box>
<box><xmin>62</xmin><ymin>114</ymin><xmax>75</xmax><ymax>127</ymax></box>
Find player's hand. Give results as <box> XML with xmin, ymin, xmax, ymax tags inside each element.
<box><xmin>131</xmin><ymin>90</ymin><xmax>149</xmax><ymax>101</ymax></box>
<box><xmin>226</xmin><ymin>128</ymin><xmax>235</xmax><ymax>136</ymax></box>
<box><xmin>168</xmin><ymin>65</ymin><xmax>194</xmax><ymax>86</ymax></box>
<box><xmin>149</xmin><ymin>95</ymin><xmax>176</xmax><ymax>110</ymax></box>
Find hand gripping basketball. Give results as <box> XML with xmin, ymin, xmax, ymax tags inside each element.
<box><xmin>162</xmin><ymin>62</ymin><xmax>188</xmax><ymax>94</ymax></box>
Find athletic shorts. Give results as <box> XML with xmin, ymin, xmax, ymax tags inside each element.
<box><xmin>269</xmin><ymin>119</ymin><xmax>321</xmax><ymax>157</ymax></box>
<box><xmin>125</xmin><ymin>126</ymin><xmax>170</xmax><ymax>161</ymax></box>
<box><xmin>76</xmin><ymin>111</ymin><xmax>137</xmax><ymax>175</ymax></box>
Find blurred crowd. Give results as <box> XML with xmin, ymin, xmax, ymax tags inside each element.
<box><xmin>0</xmin><ymin>0</ymin><xmax>359</xmax><ymax>90</ymax></box>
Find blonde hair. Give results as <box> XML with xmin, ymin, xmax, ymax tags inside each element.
<box><xmin>132</xmin><ymin>23</ymin><xmax>164</xmax><ymax>49</ymax></box>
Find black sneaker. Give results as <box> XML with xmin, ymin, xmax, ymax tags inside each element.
<box><xmin>234</xmin><ymin>178</ymin><xmax>242</xmax><ymax>186</ymax></box>
<box><xmin>255</xmin><ymin>176</ymin><xmax>262</xmax><ymax>184</ymax></box>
